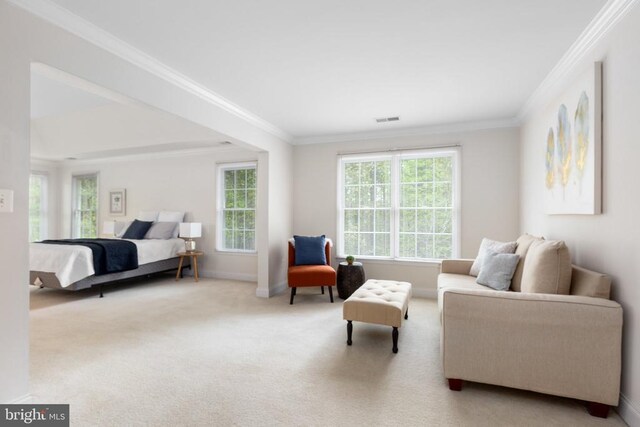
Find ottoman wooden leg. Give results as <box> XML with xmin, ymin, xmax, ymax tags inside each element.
<box><xmin>405</xmin><ymin>307</ymin><xmax>409</xmax><ymax>320</ymax></box>
<box><xmin>328</xmin><ymin>286</ymin><xmax>334</xmax><ymax>303</ymax></box>
<box><xmin>347</xmin><ymin>320</ymin><xmax>353</xmax><ymax>345</ymax></box>
<box><xmin>392</xmin><ymin>327</ymin><xmax>399</xmax><ymax>353</ymax></box>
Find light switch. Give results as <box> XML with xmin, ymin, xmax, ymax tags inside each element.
<box><xmin>0</xmin><ymin>189</ymin><xmax>14</xmax><ymax>212</ymax></box>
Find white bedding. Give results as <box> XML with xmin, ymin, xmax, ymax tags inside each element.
<box><xmin>29</xmin><ymin>238</ymin><xmax>185</xmax><ymax>288</ymax></box>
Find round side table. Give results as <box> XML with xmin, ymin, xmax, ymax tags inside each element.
<box><xmin>337</xmin><ymin>262</ymin><xmax>366</xmax><ymax>299</ymax></box>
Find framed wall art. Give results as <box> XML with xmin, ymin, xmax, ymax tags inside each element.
<box><xmin>544</xmin><ymin>61</ymin><xmax>602</xmax><ymax>214</ymax></box>
<box><xmin>109</xmin><ymin>189</ymin><xmax>126</xmax><ymax>216</ymax></box>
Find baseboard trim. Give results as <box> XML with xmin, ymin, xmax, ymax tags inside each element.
<box><xmin>412</xmin><ymin>288</ymin><xmax>437</xmax><ymax>299</ymax></box>
<box><xmin>196</xmin><ymin>269</ymin><xmax>257</xmax><ymax>283</ymax></box>
<box><xmin>617</xmin><ymin>392</ymin><xmax>640</xmax><ymax>427</ymax></box>
<box><xmin>256</xmin><ymin>282</ymin><xmax>287</xmax><ymax>298</ymax></box>
<box><xmin>8</xmin><ymin>394</ymin><xmax>31</xmax><ymax>404</ymax></box>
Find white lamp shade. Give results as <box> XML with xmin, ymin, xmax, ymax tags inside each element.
<box><xmin>179</xmin><ymin>222</ymin><xmax>202</xmax><ymax>238</ymax></box>
<box><xmin>102</xmin><ymin>221</ymin><xmax>115</xmax><ymax>235</ymax></box>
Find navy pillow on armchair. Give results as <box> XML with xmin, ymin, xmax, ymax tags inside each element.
<box><xmin>294</xmin><ymin>235</ymin><xmax>327</xmax><ymax>265</ymax></box>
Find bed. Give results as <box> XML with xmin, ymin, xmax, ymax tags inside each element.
<box><xmin>29</xmin><ymin>238</ymin><xmax>188</xmax><ymax>296</ymax></box>
<box><xmin>29</xmin><ymin>211</ymin><xmax>191</xmax><ymax>297</ymax></box>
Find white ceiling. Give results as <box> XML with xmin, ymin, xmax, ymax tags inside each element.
<box><xmin>45</xmin><ymin>0</ymin><xmax>607</xmax><ymax>140</ymax></box>
<box><xmin>31</xmin><ymin>72</ymin><xmax>231</xmax><ymax>160</ymax></box>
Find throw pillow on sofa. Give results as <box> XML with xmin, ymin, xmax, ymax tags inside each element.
<box><xmin>520</xmin><ymin>239</ymin><xmax>572</xmax><ymax>294</ymax></box>
<box><xmin>511</xmin><ymin>233</ymin><xmax>544</xmax><ymax>292</ymax></box>
<box><xmin>476</xmin><ymin>251</ymin><xmax>520</xmax><ymax>291</ymax></box>
<box><xmin>469</xmin><ymin>238</ymin><xmax>517</xmax><ymax>277</ymax></box>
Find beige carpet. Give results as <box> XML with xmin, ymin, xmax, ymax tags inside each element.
<box><xmin>29</xmin><ymin>276</ymin><xmax>626</xmax><ymax>426</ymax></box>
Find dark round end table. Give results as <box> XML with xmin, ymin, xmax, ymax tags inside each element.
<box><xmin>337</xmin><ymin>261</ymin><xmax>366</xmax><ymax>299</ymax></box>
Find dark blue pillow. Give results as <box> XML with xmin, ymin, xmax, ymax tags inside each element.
<box><xmin>294</xmin><ymin>235</ymin><xmax>327</xmax><ymax>266</ymax></box>
<box><xmin>122</xmin><ymin>219</ymin><xmax>154</xmax><ymax>240</ymax></box>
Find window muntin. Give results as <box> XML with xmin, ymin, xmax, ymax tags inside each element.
<box><xmin>217</xmin><ymin>163</ymin><xmax>257</xmax><ymax>252</ymax></box>
<box><xmin>338</xmin><ymin>149</ymin><xmax>459</xmax><ymax>260</ymax></box>
<box><xmin>29</xmin><ymin>173</ymin><xmax>48</xmax><ymax>242</ymax></box>
<box><xmin>71</xmin><ymin>174</ymin><xmax>98</xmax><ymax>238</ymax></box>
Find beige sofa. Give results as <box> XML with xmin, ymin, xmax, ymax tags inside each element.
<box><xmin>438</xmin><ymin>258</ymin><xmax>623</xmax><ymax>418</ymax></box>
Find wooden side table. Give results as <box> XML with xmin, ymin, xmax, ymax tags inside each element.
<box><xmin>176</xmin><ymin>251</ymin><xmax>203</xmax><ymax>282</ymax></box>
<box><xmin>337</xmin><ymin>261</ymin><xmax>365</xmax><ymax>299</ymax></box>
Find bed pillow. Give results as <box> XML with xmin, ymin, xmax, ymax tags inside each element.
<box><xmin>469</xmin><ymin>238</ymin><xmax>517</xmax><ymax>277</ymax></box>
<box><xmin>138</xmin><ymin>211</ymin><xmax>159</xmax><ymax>222</ymax></box>
<box><xmin>293</xmin><ymin>235</ymin><xmax>327</xmax><ymax>266</ymax></box>
<box><xmin>114</xmin><ymin>221</ymin><xmax>132</xmax><ymax>238</ymax></box>
<box><xmin>157</xmin><ymin>211</ymin><xmax>185</xmax><ymax>237</ymax></box>
<box><xmin>476</xmin><ymin>251</ymin><xmax>520</xmax><ymax>291</ymax></box>
<box><xmin>144</xmin><ymin>222</ymin><xmax>178</xmax><ymax>239</ymax></box>
<box><xmin>122</xmin><ymin>219</ymin><xmax>154</xmax><ymax>240</ymax></box>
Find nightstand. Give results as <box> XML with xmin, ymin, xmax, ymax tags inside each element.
<box><xmin>176</xmin><ymin>251</ymin><xmax>203</xmax><ymax>282</ymax></box>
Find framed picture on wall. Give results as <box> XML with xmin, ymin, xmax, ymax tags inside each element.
<box><xmin>109</xmin><ymin>189</ymin><xmax>126</xmax><ymax>216</ymax></box>
<box><xmin>544</xmin><ymin>61</ymin><xmax>602</xmax><ymax>214</ymax></box>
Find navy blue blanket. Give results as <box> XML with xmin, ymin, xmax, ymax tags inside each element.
<box><xmin>40</xmin><ymin>239</ymin><xmax>138</xmax><ymax>276</ymax></box>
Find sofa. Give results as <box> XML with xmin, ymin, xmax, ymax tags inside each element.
<box><xmin>438</xmin><ymin>235</ymin><xmax>623</xmax><ymax>418</ymax></box>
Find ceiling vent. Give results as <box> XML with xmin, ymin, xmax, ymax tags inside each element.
<box><xmin>375</xmin><ymin>116</ymin><xmax>400</xmax><ymax>123</ymax></box>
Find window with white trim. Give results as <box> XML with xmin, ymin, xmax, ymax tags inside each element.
<box><xmin>338</xmin><ymin>149</ymin><xmax>460</xmax><ymax>260</ymax></box>
<box><xmin>29</xmin><ymin>173</ymin><xmax>48</xmax><ymax>242</ymax></box>
<box><xmin>217</xmin><ymin>162</ymin><xmax>257</xmax><ymax>252</ymax></box>
<box><xmin>71</xmin><ymin>173</ymin><xmax>98</xmax><ymax>238</ymax></box>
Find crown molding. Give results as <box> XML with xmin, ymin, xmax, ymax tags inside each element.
<box><xmin>9</xmin><ymin>0</ymin><xmax>292</xmax><ymax>143</ymax></box>
<box><xmin>293</xmin><ymin>118</ymin><xmax>520</xmax><ymax>145</ymax></box>
<box><xmin>34</xmin><ymin>144</ymin><xmax>244</xmax><ymax>167</ymax></box>
<box><xmin>517</xmin><ymin>0</ymin><xmax>639</xmax><ymax>121</ymax></box>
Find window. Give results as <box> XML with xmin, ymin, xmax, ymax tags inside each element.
<box><xmin>217</xmin><ymin>163</ymin><xmax>257</xmax><ymax>252</ymax></box>
<box><xmin>71</xmin><ymin>174</ymin><xmax>98</xmax><ymax>238</ymax></box>
<box><xmin>29</xmin><ymin>173</ymin><xmax>48</xmax><ymax>241</ymax></box>
<box><xmin>338</xmin><ymin>148</ymin><xmax>459</xmax><ymax>261</ymax></box>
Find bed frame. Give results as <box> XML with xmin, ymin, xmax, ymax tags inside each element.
<box><xmin>29</xmin><ymin>256</ymin><xmax>190</xmax><ymax>297</ymax></box>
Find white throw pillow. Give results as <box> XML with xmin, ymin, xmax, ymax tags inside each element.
<box><xmin>158</xmin><ymin>211</ymin><xmax>185</xmax><ymax>222</ymax></box>
<box><xmin>476</xmin><ymin>251</ymin><xmax>520</xmax><ymax>291</ymax></box>
<box><xmin>470</xmin><ymin>238</ymin><xmax>517</xmax><ymax>277</ymax></box>
<box><xmin>138</xmin><ymin>211</ymin><xmax>159</xmax><ymax>222</ymax></box>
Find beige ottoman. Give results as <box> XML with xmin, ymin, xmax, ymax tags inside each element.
<box><xmin>343</xmin><ymin>279</ymin><xmax>412</xmax><ymax>353</ymax></box>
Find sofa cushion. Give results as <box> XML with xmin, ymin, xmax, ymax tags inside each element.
<box><xmin>511</xmin><ymin>233</ymin><xmax>544</xmax><ymax>292</ymax></box>
<box><xmin>521</xmin><ymin>240</ymin><xmax>572</xmax><ymax>294</ymax></box>
<box><xmin>570</xmin><ymin>265</ymin><xmax>612</xmax><ymax>299</ymax></box>
<box><xmin>476</xmin><ymin>251</ymin><xmax>520</xmax><ymax>291</ymax></box>
<box><xmin>470</xmin><ymin>238</ymin><xmax>517</xmax><ymax>277</ymax></box>
<box><xmin>437</xmin><ymin>273</ymin><xmax>494</xmax><ymax>313</ymax></box>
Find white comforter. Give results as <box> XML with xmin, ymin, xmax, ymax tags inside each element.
<box><xmin>30</xmin><ymin>238</ymin><xmax>185</xmax><ymax>288</ymax></box>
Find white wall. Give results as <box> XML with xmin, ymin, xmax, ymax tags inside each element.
<box><xmin>520</xmin><ymin>4</ymin><xmax>640</xmax><ymax>423</ymax></box>
<box><xmin>0</xmin><ymin>0</ymin><xmax>292</xmax><ymax>403</ymax></box>
<box><xmin>57</xmin><ymin>149</ymin><xmax>260</xmax><ymax>281</ymax></box>
<box><xmin>292</xmin><ymin>127</ymin><xmax>520</xmax><ymax>296</ymax></box>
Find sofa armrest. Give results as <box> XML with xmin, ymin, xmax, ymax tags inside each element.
<box><xmin>440</xmin><ymin>259</ymin><xmax>474</xmax><ymax>275</ymax></box>
<box><xmin>441</xmin><ymin>289</ymin><xmax>622</xmax><ymax>405</ymax></box>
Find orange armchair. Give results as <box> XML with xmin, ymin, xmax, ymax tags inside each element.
<box><xmin>288</xmin><ymin>239</ymin><xmax>336</xmax><ymax>304</ymax></box>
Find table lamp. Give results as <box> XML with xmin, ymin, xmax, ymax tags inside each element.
<box><xmin>102</xmin><ymin>220</ymin><xmax>115</xmax><ymax>237</ymax></box>
<box><xmin>179</xmin><ymin>222</ymin><xmax>202</xmax><ymax>252</ymax></box>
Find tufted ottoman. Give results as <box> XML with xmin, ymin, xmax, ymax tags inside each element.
<box><xmin>343</xmin><ymin>279</ymin><xmax>412</xmax><ymax>353</ymax></box>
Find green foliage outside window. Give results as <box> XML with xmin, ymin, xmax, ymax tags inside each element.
<box><xmin>29</xmin><ymin>174</ymin><xmax>45</xmax><ymax>242</ymax></box>
<box><xmin>222</xmin><ymin>167</ymin><xmax>257</xmax><ymax>251</ymax></box>
<box><xmin>73</xmin><ymin>175</ymin><xmax>98</xmax><ymax>238</ymax></box>
<box><xmin>341</xmin><ymin>152</ymin><xmax>456</xmax><ymax>260</ymax></box>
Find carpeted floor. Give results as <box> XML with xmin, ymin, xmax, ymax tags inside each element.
<box><xmin>29</xmin><ymin>276</ymin><xmax>626</xmax><ymax>426</ymax></box>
